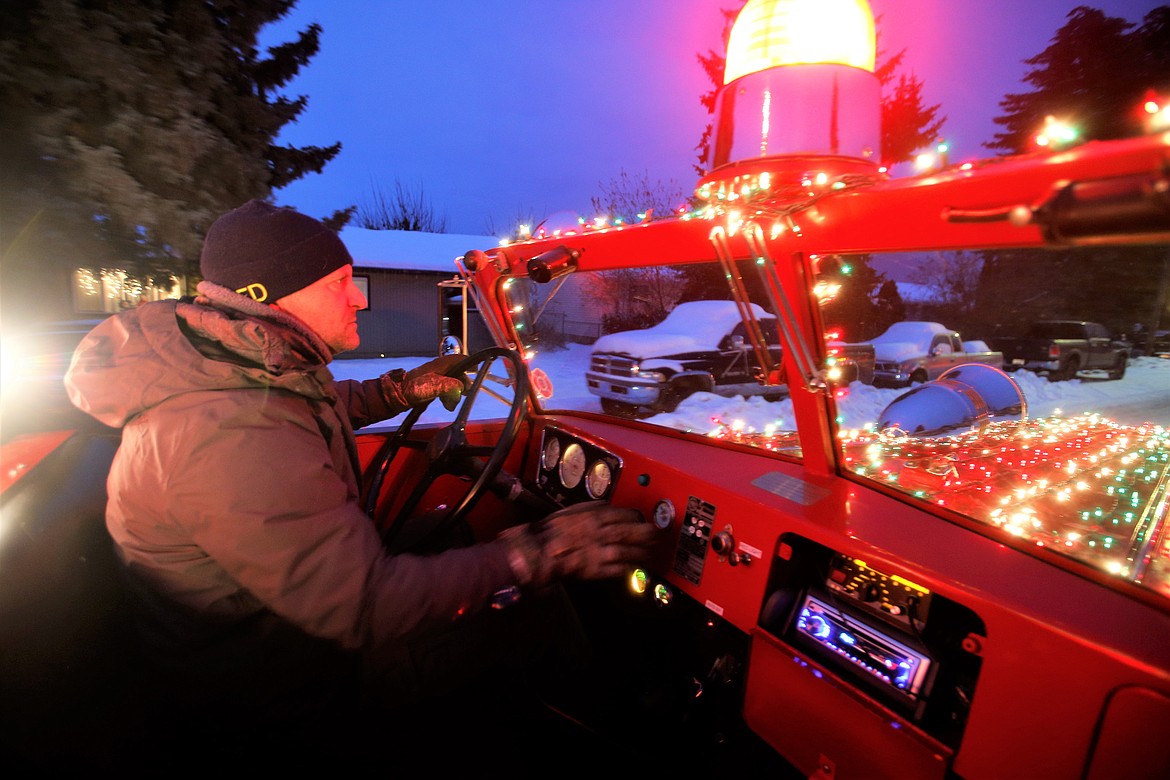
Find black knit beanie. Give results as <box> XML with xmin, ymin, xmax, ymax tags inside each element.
<box><xmin>199</xmin><ymin>199</ymin><xmax>354</xmax><ymax>303</ymax></box>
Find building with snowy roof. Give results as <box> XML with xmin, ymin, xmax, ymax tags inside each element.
<box><xmin>337</xmin><ymin>227</ymin><xmax>497</xmax><ymax>358</ymax></box>
<box><xmin>62</xmin><ymin>227</ymin><xmax>499</xmax><ymax>359</ymax></box>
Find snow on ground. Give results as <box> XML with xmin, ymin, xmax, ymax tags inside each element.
<box><xmin>332</xmin><ymin>343</ymin><xmax>1170</xmax><ymax>434</ymax></box>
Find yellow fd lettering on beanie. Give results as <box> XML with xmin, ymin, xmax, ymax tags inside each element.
<box><xmin>237</xmin><ymin>283</ymin><xmax>269</xmax><ymax>302</ymax></box>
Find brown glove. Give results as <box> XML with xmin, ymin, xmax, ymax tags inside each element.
<box><xmin>379</xmin><ymin>355</ymin><xmax>468</xmax><ymax>413</ymax></box>
<box><xmin>500</xmin><ymin>502</ymin><xmax>657</xmax><ymax>589</ymax></box>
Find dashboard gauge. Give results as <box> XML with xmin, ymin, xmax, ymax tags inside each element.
<box><xmin>652</xmin><ymin>499</ymin><xmax>675</xmax><ymax>530</ymax></box>
<box><xmin>541</xmin><ymin>436</ymin><xmax>561</xmax><ymax>470</ymax></box>
<box><xmin>559</xmin><ymin>442</ymin><xmax>586</xmax><ymax>489</ymax></box>
<box><xmin>585</xmin><ymin>460</ymin><xmax>613</xmax><ymax>499</ymax></box>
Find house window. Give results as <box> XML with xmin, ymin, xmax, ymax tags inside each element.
<box><xmin>72</xmin><ymin>268</ymin><xmax>184</xmax><ymax>313</ymax></box>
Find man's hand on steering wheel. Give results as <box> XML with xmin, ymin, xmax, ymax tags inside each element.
<box><xmin>364</xmin><ymin>348</ymin><xmax>529</xmax><ymax>550</ymax></box>
<box><xmin>379</xmin><ymin>354</ymin><xmax>469</xmax><ymax>414</ymax></box>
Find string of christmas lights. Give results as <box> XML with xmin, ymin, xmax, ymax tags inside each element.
<box><xmin>499</xmin><ymin>166</ymin><xmax>882</xmax><ymax>245</ymax></box>
<box><xmin>710</xmin><ymin>413</ymin><xmax>1170</xmax><ymax>597</ymax></box>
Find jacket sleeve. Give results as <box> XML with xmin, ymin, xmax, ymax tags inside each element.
<box><xmin>160</xmin><ymin>393</ymin><xmax>518</xmax><ymax>654</ymax></box>
<box><xmin>332</xmin><ymin>376</ymin><xmax>397</xmax><ymax>429</ymax></box>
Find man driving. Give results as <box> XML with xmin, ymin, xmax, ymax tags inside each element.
<box><xmin>64</xmin><ymin>199</ymin><xmax>656</xmax><ymax>766</ymax></box>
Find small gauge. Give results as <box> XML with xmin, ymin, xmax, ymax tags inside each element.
<box><xmin>652</xmin><ymin>499</ymin><xmax>676</xmax><ymax>530</ymax></box>
<box><xmin>585</xmin><ymin>459</ymin><xmax>613</xmax><ymax>499</ymax></box>
<box><xmin>541</xmin><ymin>435</ymin><xmax>561</xmax><ymax>470</ymax></box>
<box><xmin>559</xmin><ymin>442</ymin><xmax>586</xmax><ymax>489</ymax></box>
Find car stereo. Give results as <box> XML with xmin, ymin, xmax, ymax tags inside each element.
<box><xmin>795</xmin><ymin>594</ymin><xmax>933</xmax><ymax>700</ymax></box>
<box><xmin>759</xmin><ymin>533</ymin><xmax>985</xmax><ymax>748</ymax></box>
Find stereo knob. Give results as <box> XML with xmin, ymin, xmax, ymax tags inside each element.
<box><xmin>808</xmin><ymin>615</ymin><xmax>832</xmax><ymax>640</ymax></box>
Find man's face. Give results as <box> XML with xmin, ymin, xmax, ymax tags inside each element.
<box><xmin>273</xmin><ymin>265</ymin><xmax>367</xmax><ymax>356</ymax></box>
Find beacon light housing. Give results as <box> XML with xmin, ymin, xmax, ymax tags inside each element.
<box><xmin>711</xmin><ymin>0</ymin><xmax>880</xmax><ymax>169</ymax></box>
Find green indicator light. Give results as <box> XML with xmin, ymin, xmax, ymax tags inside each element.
<box><xmin>653</xmin><ymin>583</ymin><xmax>673</xmax><ymax>605</ymax></box>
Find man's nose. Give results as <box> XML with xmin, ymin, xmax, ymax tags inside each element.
<box><xmin>348</xmin><ymin>281</ymin><xmax>367</xmax><ymax>309</ymax></box>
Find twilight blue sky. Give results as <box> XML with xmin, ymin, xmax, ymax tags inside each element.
<box><xmin>259</xmin><ymin>1</ymin><xmax>1164</xmax><ymax>236</ymax></box>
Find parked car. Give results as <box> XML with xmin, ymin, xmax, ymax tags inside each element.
<box><xmin>585</xmin><ymin>301</ymin><xmax>784</xmax><ymax>416</ymax></box>
<box><xmin>1152</xmin><ymin>331</ymin><xmax>1170</xmax><ymax>359</ymax></box>
<box><xmin>994</xmin><ymin>320</ymin><xmax>1128</xmax><ymax>381</ymax></box>
<box><xmin>585</xmin><ymin>300</ymin><xmax>874</xmax><ymax>416</ymax></box>
<box><xmin>866</xmin><ymin>321</ymin><xmax>1003</xmax><ymax>387</ymax></box>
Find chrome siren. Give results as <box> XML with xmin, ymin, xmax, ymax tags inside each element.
<box><xmin>877</xmin><ymin>363</ymin><xmax>1026</xmax><ymax>438</ymax></box>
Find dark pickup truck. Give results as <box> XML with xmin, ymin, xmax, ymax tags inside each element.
<box><xmin>994</xmin><ymin>320</ymin><xmax>1128</xmax><ymax>381</ymax></box>
<box><xmin>585</xmin><ymin>300</ymin><xmax>875</xmax><ymax>416</ymax></box>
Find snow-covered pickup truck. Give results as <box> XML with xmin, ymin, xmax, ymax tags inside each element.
<box><xmin>994</xmin><ymin>320</ymin><xmax>1129</xmax><ymax>380</ymax></box>
<box><xmin>868</xmin><ymin>321</ymin><xmax>1003</xmax><ymax>387</ymax></box>
<box><xmin>585</xmin><ymin>300</ymin><xmax>874</xmax><ymax>416</ymax></box>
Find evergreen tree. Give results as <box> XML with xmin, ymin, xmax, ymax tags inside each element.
<box><xmin>818</xmin><ymin>254</ymin><xmax>890</xmax><ymax>342</ymax></box>
<box><xmin>980</xmin><ymin>6</ymin><xmax>1170</xmax><ymax>353</ymax></box>
<box><xmin>974</xmin><ymin>246</ymin><xmax>1167</xmax><ymax>345</ymax></box>
<box><xmin>0</xmin><ymin>0</ymin><xmax>341</xmax><ymax>323</ymax></box>
<box><xmin>694</xmin><ymin>5</ymin><xmax>743</xmax><ymax>175</ymax></box>
<box><xmin>872</xmin><ymin>278</ymin><xmax>906</xmax><ymax>333</ymax></box>
<box><xmin>987</xmin><ymin>6</ymin><xmax>1170</xmax><ymax>153</ymax></box>
<box><xmin>878</xmin><ymin>60</ymin><xmax>945</xmax><ymax>167</ymax></box>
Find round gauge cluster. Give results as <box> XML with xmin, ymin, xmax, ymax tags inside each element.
<box><xmin>541</xmin><ymin>434</ymin><xmax>616</xmax><ymax>500</ymax></box>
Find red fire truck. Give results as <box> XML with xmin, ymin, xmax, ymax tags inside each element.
<box><xmin>3</xmin><ymin>2</ymin><xmax>1169</xmax><ymax>778</ymax></box>
<box><xmin>436</xmin><ymin>129</ymin><xmax>1170</xmax><ymax>779</ymax></box>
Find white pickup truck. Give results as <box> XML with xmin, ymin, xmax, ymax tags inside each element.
<box><xmin>868</xmin><ymin>321</ymin><xmax>1004</xmax><ymax>387</ymax></box>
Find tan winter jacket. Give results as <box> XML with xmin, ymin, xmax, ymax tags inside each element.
<box><xmin>64</xmin><ymin>283</ymin><xmax>518</xmax><ymax>662</ymax></box>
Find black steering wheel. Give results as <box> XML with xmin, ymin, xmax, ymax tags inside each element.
<box><xmin>361</xmin><ymin>347</ymin><xmax>529</xmax><ymax>550</ymax></box>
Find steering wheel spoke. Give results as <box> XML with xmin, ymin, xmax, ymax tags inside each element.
<box><xmin>361</xmin><ymin>347</ymin><xmax>530</xmax><ymax>550</ymax></box>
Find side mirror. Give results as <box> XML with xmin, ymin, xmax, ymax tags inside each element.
<box><xmin>440</xmin><ymin>335</ymin><xmax>465</xmax><ymax>356</ymax></box>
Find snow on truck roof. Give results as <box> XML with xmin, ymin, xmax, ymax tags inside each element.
<box><xmin>592</xmin><ymin>300</ymin><xmax>772</xmax><ymax>357</ymax></box>
<box><xmin>867</xmin><ymin>321</ymin><xmax>952</xmax><ymax>362</ymax></box>
<box><xmin>870</xmin><ymin>321</ymin><xmax>950</xmax><ymax>344</ymax></box>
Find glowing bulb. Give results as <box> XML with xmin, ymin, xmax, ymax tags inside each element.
<box><xmin>1035</xmin><ymin>115</ymin><xmax>1078</xmax><ymax>149</ymax></box>
<box><xmin>724</xmin><ymin>0</ymin><xmax>877</xmax><ymax>84</ymax></box>
<box><xmin>727</xmin><ymin>210</ymin><xmax>745</xmax><ymax>235</ymax></box>
<box><xmin>629</xmin><ymin>568</ymin><xmax>649</xmax><ymax>595</ymax></box>
<box><xmin>915</xmin><ymin>152</ymin><xmax>936</xmax><ymax>171</ymax></box>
